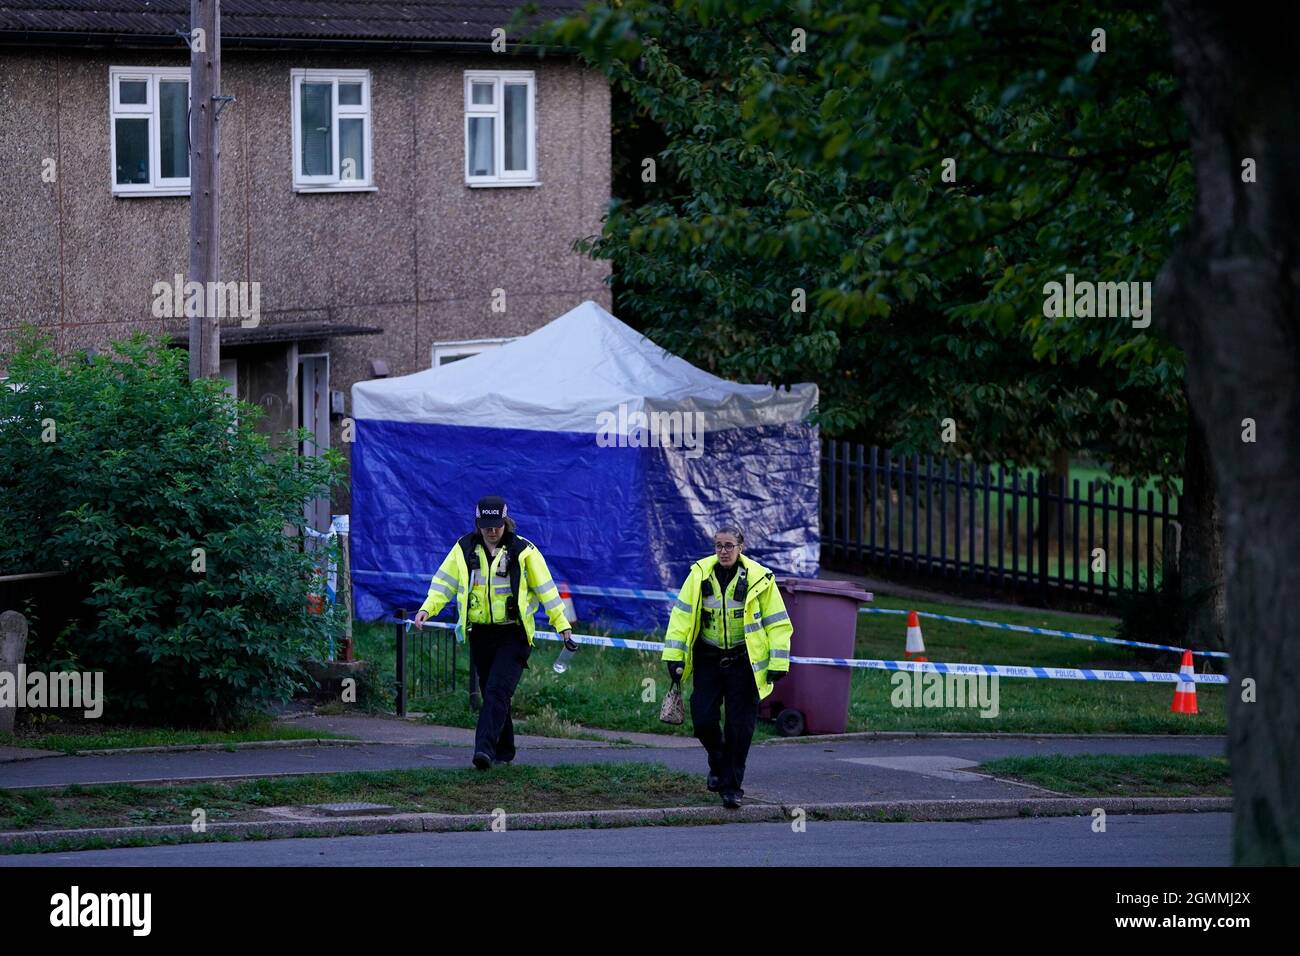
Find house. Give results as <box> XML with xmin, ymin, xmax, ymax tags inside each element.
<box><xmin>0</xmin><ymin>0</ymin><xmax>612</xmax><ymax>524</ymax></box>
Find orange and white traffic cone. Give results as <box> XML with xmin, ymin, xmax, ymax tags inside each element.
<box><xmin>1170</xmin><ymin>649</ymin><xmax>1199</xmax><ymax>714</ymax></box>
<box><xmin>905</xmin><ymin>610</ymin><xmax>928</xmax><ymax>662</ymax></box>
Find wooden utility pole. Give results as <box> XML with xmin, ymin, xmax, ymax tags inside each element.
<box><xmin>188</xmin><ymin>0</ymin><xmax>221</xmax><ymax>380</ymax></box>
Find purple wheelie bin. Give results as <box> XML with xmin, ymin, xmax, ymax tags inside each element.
<box><xmin>759</xmin><ymin>578</ymin><xmax>873</xmax><ymax>735</ymax></box>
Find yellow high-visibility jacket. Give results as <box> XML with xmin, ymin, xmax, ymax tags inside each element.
<box><xmin>419</xmin><ymin>532</ymin><xmax>570</xmax><ymax>645</ymax></box>
<box><xmin>661</xmin><ymin>553</ymin><xmax>793</xmax><ymax>699</ymax></box>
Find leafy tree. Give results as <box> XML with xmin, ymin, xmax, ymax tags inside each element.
<box><xmin>543</xmin><ymin>0</ymin><xmax>1189</xmax><ymax>477</ymax></box>
<box><xmin>540</xmin><ymin>2</ymin><xmax>1211</xmax><ymax>622</ymax></box>
<box><xmin>0</xmin><ymin>331</ymin><xmax>345</xmax><ymax>726</ymax></box>
<box><xmin>538</xmin><ymin>1</ymin><xmax>1300</xmax><ymax>862</ymax></box>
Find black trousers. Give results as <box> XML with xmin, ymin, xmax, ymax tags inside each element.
<box><xmin>468</xmin><ymin>623</ymin><xmax>531</xmax><ymax>761</ymax></box>
<box><xmin>690</xmin><ymin>642</ymin><xmax>760</xmax><ymax>794</ymax></box>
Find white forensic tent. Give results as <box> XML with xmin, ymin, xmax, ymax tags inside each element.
<box><xmin>350</xmin><ymin>300</ymin><xmax>819</xmax><ymax>629</ymax></box>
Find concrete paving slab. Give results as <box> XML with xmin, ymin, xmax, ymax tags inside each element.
<box><xmin>837</xmin><ymin>755</ymin><xmax>986</xmax><ymax>782</ymax></box>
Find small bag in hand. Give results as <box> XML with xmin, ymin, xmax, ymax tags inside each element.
<box><xmin>659</xmin><ymin>681</ymin><xmax>685</xmax><ymax>725</ymax></box>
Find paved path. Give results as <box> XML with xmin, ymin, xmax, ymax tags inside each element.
<box><xmin>281</xmin><ymin>713</ymin><xmax>698</xmax><ymax>749</ymax></box>
<box><xmin>0</xmin><ymin>714</ymin><xmax>1226</xmax><ymax>808</ymax></box>
<box><xmin>0</xmin><ymin>813</ymin><xmax>1230</xmax><ymax>867</ymax></box>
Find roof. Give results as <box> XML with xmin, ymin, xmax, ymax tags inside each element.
<box><xmin>167</xmin><ymin>322</ymin><xmax>383</xmax><ymax>347</ymax></box>
<box><xmin>351</xmin><ymin>300</ymin><xmax>818</xmax><ymax>433</ymax></box>
<box><xmin>0</xmin><ymin>1</ymin><xmax>581</xmax><ymax>48</ymax></box>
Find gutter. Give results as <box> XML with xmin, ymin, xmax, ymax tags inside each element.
<box><xmin>0</xmin><ymin>31</ymin><xmax>577</xmax><ymax>55</ymax></box>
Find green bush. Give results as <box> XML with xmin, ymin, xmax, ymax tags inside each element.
<box><xmin>0</xmin><ymin>330</ymin><xmax>346</xmax><ymax>726</ymax></box>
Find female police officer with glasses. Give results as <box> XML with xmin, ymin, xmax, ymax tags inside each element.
<box><xmin>662</xmin><ymin>527</ymin><xmax>794</xmax><ymax>807</ymax></box>
<box><xmin>414</xmin><ymin>496</ymin><xmax>573</xmax><ymax>770</ymax></box>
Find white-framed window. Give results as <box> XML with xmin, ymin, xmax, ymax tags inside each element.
<box><xmin>432</xmin><ymin>337</ymin><xmax>514</xmax><ymax>366</ymax></box>
<box><xmin>464</xmin><ymin>71</ymin><xmax>537</xmax><ymax>186</ymax></box>
<box><xmin>109</xmin><ymin>66</ymin><xmax>191</xmax><ymax>196</ymax></box>
<box><xmin>291</xmin><ymin>69</ymin><xmax>374</xmax><ymax>191</ymax></box>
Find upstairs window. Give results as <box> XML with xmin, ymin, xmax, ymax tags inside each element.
<box><xmin>464</xmin><ymin>71</ymin><xmax>536</xmax><ymax>185</ymax></box>
<box><xmin>292</xmin><ymin>69</ymin><xmax>373</xmax><ymax>190</ymax></box>
<box><xmin>110</xmin><ymin>67</ymin><xmax>190</xmax><ymax>196</ymax></box>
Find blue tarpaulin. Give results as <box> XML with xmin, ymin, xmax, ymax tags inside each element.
<box><xmin>350</xmin><ymin>301</ymin><xmax>819</xmax><ymax>632</ymax></box>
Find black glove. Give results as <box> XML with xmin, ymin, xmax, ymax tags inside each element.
<box><xmin>666</xmin><ymin>661</ymin><xmax>684</xmax><ymax>683</ymax></box>
<box><xmin>768</xmin><ymin>669</ymin><xmax>788</xmax><ymax>683</ymax></box>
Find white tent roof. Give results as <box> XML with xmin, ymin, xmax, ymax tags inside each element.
<box><xmin>352</xmin><ymin>300</ymin><xmax>818</xmax><ymax>433</ymax></box>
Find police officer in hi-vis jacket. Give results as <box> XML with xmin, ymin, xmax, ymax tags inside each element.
<box><xmin>415</xmin><ymin>496</ymin><xmax>572</xmax><ymax>770</ymax></box>
<box><xmin>662</xmin><ymin>527</ymin><xmax>793</xmax><ymax>807</ymax></box>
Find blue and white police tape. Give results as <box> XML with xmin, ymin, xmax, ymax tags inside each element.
<box><xmin>566</xmin><ymin>582</ymin><xmax>1229</xmax><ymax>660</ymax></box>
<box><xmin>858</xmin><ymin>606</ymin><xmax>1230</xmax><ymax>659</ymax></box>
<box><xmin>563</xmin><ymin>583</ymin><xmax>679</xmax><ymax>603</ymax></box>
<box><xmin>531</xmin><ymin>630</ymin><xmax>665</xmax><ymax>652</ymax></box>
<box><xmin>396</xmin><ymin>619</ymin><xmax>664</xmax><ymax>652</ymax></box>
<box><xmin>782</xmin><ymin>655</ymin><xmax>1228</xmax><ymax>684</ymax></box>
<box><xmin>393</xmin><ymin>620</ymin><xmax>1227</xmax><ymax>684</ymax></box>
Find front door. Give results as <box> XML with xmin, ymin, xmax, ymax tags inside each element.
<box><xmin>298</xmin><ymin>353</ymin><xmax>330</xmax><ymax>532</ymax></box>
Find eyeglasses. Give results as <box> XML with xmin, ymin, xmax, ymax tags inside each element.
<box><xmin>714</xmin><ymin>543</ymin><xmax>738</xmax><ymax>552</ymax></box>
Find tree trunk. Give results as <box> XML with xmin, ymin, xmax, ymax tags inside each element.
<box><xmin>1161</xmin><ymin>0</ymin><xmax>1300</xmax><ymax>865</ymax></box>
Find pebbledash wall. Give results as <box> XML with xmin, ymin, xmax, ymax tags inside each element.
<box><xmin>0</xmin><ymin>48</ymin><xmax>612</xmax><ymax>515</ymax></box>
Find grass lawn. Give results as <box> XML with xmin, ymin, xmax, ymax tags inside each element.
<box><xmin>1069</xmin><ymin>465</ymin><xmax>1181</xmax><ymax>498</ymax></box>
<box><xmin>978</xmin><ymin>754</ymin><xmax>1231</xmax><ymax>797</ymax></box>
<box><xmin>0</xmin><ymin>763</ymin><xmax>711</xmax><ymax>847</ymax></box>
<box><xmin>354</xmin><ymin>590</ymin><xmax>1227</xmax><ymax>738</ymax></box>
<box><xmin>846</xmin><ymin>594</ymin><xmax>1226</xmax><ymax>734</ymax></box>
<box><xmin>0</xmin><ymin>718</ymin><xmax>353</xmax><ymax>754</ymax></box>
